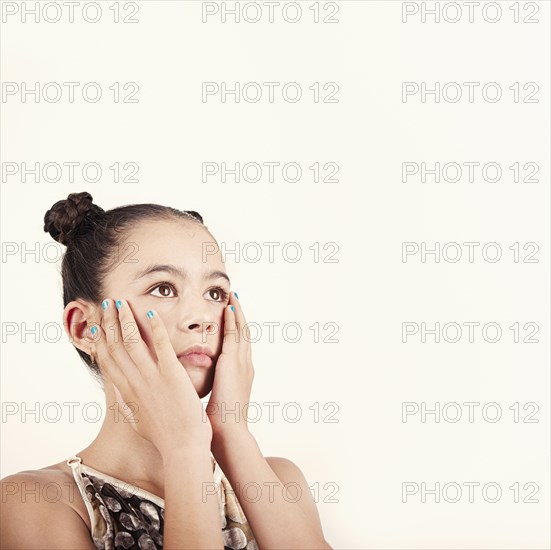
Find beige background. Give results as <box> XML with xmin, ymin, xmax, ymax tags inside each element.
<box><xmin>1</xmin><ymin>1</ymin><xmax>550</xmax><ymax>548</ymax></box>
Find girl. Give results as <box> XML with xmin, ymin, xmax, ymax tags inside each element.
<box><xmin>1</xmin><ymin>192</ymin><xmax>332</xmax><ymax>550</ymax></box>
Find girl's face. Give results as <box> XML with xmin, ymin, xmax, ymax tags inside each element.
<box><xmin>99</xmin><ymin>219</ymin><xmax>230</xmax><ymax>397</ymax></box>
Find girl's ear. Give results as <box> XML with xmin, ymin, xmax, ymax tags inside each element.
<box><xmin>63</xmin><ymin>300</ymin><xmax>100</xmax><ymax>354</ymax></box>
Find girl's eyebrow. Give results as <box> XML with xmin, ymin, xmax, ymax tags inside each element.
<box><xmin>131</xmin><ymin>264</ymin><xmax>230</xmax><ymax>285</ymax></box>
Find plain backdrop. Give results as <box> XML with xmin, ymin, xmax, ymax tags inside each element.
<box><xmin>1</xmin><ymin>1</ymin><xmax>550</xmax><ymax>548</ymax></box>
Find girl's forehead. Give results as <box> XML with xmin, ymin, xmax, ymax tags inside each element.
<box><xmin>123</xmin><ymin>222</ymin><xmax>216</xmax><ymax>252</ymax></box>
<box><xmin>128</xmin><ymin>218</ymin><xmax>207</xmax><ymax>239</ymax></box>
<box><xmin>110</xmin><ymin>224</ymin><xmax>225</xmax><ymax>279</ymax></box>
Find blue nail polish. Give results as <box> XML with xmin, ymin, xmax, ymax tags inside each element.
<box><xmin>146</xmin><ymin>310</ymin><xmax>154</xmax><ymax>319</ymax></box>
<box><xmin>102</xmin><ymin>299</ymin><xmax>109</xmax><ymax>310</ymax></box>
<box><xmin>234</xmin><ymin>292</ymin><xmax>239</xmax><ymax>300</ymax></box>
<box><xmin>115</xmin><ymin>300</ymin><xmax>122</xmax><ymax>310</ymax></box>
<box><xmin>91</xmin><ymin>326</ymin><xmax>97</xmax><ymax>336</ymax></box>
<box><xmin>230</xmin><ymin>306</ymin><xmax>235</xmax><ymax>312</ymax></box>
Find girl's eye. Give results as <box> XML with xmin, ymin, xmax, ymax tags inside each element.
<box><xmin>149</xmin><ymin>283</ymin><xmax>229</xmax><ymax>303</ymax></box>
<box><xmin>150</xmin><ymin>283</ymin><xmax>176</xmax><ymax>298</ymax></box>
<box><xmin>208</xmin><ymin>287</ymin><xmax>230</xmax><ymax>303</ymax></box>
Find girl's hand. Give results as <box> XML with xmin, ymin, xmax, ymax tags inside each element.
<box><xmin>206</xmin><ymin>292</ymin><xmax>254</xmax><ymax>443</ymax></box>
<box><xmin>89</xmin><ymin>299</ymin><xmax>212</xmax><ymax>457</ymax></box>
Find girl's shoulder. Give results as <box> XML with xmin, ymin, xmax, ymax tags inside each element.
<box><xmin>1</xmin><ymin>464</ymin><xmax>96</xmax><ymax>549</ymax></box>
<box><xmin>1</xmin><ymin>461</ymin><xmax>92</xmax><ymax>532</ymax></box>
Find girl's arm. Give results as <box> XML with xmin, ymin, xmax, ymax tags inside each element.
<box><xmin>212</xmin><ymin>432</ymin><xmax>333</xmax><ymax>550</ymax></box>
<box><xmin>208</xmin><ymin>295</ymin><xmax>333</xmax><ymax>549</ymax></box>
<box><xmin>162</xmin><ymin>448</ymin><xmax>224</xmax><ymax>550</ymax></box>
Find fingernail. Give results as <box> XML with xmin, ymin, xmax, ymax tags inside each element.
<box><xmin>146</xmin><ymin>310</ymin><xmax>154</xmax><ymax>319</ymax></box>
<box><xmin>230</xmin><ymin>306</ymin><xmax>235</xmax><ymax>312</ymax></box>
<box><xmin>233</xmin><ymin>292</ymin><xmax>239</xmax><ymax>300</ymax></box>
<box><xmin>115</xmin><ymin>300</ymin><xmax>122</xmax><ymax>310</ymax></box>
<box><xmin>90</xmin><ymin>326</ymin><xmax>98</xmax><ymax>336</ymax></box>
<box><xmin>102</xmin><ymin>299</ymin><xmax>109</xmax><ymax>310</ymax></box>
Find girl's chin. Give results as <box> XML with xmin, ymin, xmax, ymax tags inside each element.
<box><xmin>183</xmin><ymin>368</ymin><xmax>215</xmax><ymax>398</ymax></box>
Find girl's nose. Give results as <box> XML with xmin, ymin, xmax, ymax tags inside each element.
<box><xmin>176</xmin><ymin>297</ymin><xmax>219</xmax><ymax>334</ymax></box>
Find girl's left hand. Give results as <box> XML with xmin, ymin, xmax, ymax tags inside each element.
<box><xmin>206</xmin><ymin>291</ymin><xmax>254</xmax><ymax>443</ymax></box>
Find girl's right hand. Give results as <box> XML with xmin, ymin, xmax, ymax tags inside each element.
<box><xmin>89</xmin><ymin>298</ymin><xmax>213</xmax><ymax>458</ymax></box>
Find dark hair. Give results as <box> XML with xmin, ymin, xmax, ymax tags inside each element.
<box><xmin>43</xmin><ymin>191</ymin><xmax>207</xmax><ymax>388</ymax></box>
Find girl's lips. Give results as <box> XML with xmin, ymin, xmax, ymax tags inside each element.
<box><xmin>179</xmin><ymin>353</ymin><xmax>213</xmax><ymax>367</ymax></box>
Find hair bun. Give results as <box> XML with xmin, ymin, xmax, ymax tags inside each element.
<box><xmin>43</xmin><ymin>191</ymin><xmax>105</xmax><ymax>246</ymax></box>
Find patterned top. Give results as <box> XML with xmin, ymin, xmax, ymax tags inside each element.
<box><xmin>66</xmin><ymin>454</ymin><xmax>258</xmax><ymax>550</ymax></box>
